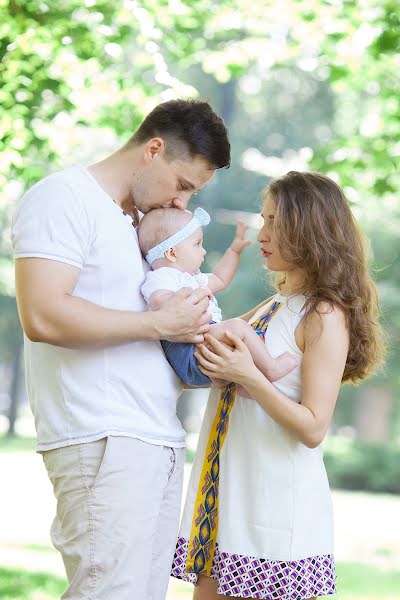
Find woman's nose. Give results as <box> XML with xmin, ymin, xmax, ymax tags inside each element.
<box><xmin>257</xmin><ymin>225</ymin><xmax>269</xmax><ymax>243</ymax></box>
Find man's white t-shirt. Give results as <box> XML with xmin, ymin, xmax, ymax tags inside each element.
<box><xmin>12</xmin><ymin>165</ymin><xmax>185</xmax><ymax>451</ymax></box>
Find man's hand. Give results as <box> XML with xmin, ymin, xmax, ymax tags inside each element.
<box><xmin>154</xmin><ymin>287</ymin><xmax>212</xmax><ymax>343</ymax></box>
<box><xmin>230</xmin><ymin>221</ymin><xmax>252</xmax><ymax>254</ymax></box>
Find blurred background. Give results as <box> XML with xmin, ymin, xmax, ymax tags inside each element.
<box><xmin>0</xmin><ymin>1</ymin><xmax>399</xmax><ymax>598</ymax></box>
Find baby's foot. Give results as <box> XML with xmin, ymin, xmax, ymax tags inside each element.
<box><xmin>267</xmin><ymin>352</ymin><xmax>298</xmax><ymax>382</ymax></box>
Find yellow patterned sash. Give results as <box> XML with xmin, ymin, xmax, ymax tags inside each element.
<box><xmin>185</xmin><ymin>300</ymin><xmax>283</xmax><ymax>576</ymax></box>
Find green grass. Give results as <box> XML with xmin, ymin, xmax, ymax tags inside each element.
<box><xmin>0</xmin><ymin>567</ymin><xmax>66</xmax><ymax>600</ymax></box>
<box><xmin>0</xmin><ymin>563</ymin><xmax>398</xmax><ymax>599</ymax></box>
<box><xmin>185</xmin><ymin>447</ymin><xmax>195</xmax><ymax>464</ymax></box>
<box><xmin>0</xmin><ymin>435</ymin><xmax>36</xmax><ymax>453</ymax></box>
<box><xmin>21</xmin><ymin>544</ymin><xmax>57</xmax><ymax>554</ymax></box>
<box><xmin>335</xmin><ymin>562</ymin><xmax>400</xmax><ymax>599</ymax></box>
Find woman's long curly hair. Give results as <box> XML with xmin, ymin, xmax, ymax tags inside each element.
<box><xmin>265</xmin><ymin>171</ymin><xmax>385</xmax><ymax>383</ymax></box>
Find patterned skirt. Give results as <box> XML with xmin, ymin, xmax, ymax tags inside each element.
<box><xmin>172</xmin><ymin>537</ymin><xmax>336</xmax><ymax>599</ymax></box>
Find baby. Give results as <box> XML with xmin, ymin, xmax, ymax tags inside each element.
<box><xmin>138</xmin><ymin>207</ymin><xmax>297</xmax><ymax>386</ymax></box>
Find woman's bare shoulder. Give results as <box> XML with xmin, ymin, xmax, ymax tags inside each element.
<box><xmin>304</xmin><ymin>302</ymin><xmax>348</xmax><ymax>347</ymax></box>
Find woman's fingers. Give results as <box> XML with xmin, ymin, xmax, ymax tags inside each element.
<box><xmin>194</xmin><ymin>350</ymin><xmax>218</xmax><ymax>371</ymax></box>
<box><xmin>197</xmin><ymin>343</ymin><xmax>222</xmax><ymax>363</ymax></box>
<box><xmin>198</xmin><ymin>365</ymin><xmax>214</xmax><ymax>377</ymax></box>
<box><xmin>203</xmin><ymin>333</ymin><xmax>231</xmax><ymax>356</ymax></box>
<box><xmin>224</xmin><ymin>330</ymin><xmax>247</xmax><ymax>351</ymax></box>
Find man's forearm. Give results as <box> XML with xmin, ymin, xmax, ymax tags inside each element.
<box><xmin>24</xmin><ymin>294</ymin><xmax>161</xmax><ymax>349</ymax></box>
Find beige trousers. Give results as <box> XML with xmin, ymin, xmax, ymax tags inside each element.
<box><xmin>42</xmin><ymin>436</ymin><xmax>185</xmax><ymax>600</ymax></box>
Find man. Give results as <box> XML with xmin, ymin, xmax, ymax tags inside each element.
<box><xmin>12</xmin><ymin>99</ymin><xmax>230</xmax><ymax>600</ymax></box>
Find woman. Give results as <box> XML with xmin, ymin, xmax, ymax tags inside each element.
<box><xmin>171</xmin><ymin>171</ymin><xmax>385</xmax><ymax>600</ymax></box>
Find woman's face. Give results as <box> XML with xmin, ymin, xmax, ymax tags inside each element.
<box><xmin>257</xmin><ymin>193</ymin><xmax>295</xmax><ymax>272</ymax></box>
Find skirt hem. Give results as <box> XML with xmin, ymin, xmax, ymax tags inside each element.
<box><xmin>171</xmin><ymin>537</ymin><xmax>337</xmax><ymax>600</ymax></box>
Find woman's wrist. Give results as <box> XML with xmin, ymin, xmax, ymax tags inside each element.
<box><xmin>237</xmin><ymin>364</ymin><xmax>264</xmax><ymax>389</ymax></box>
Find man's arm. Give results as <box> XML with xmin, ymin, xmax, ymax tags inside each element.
<box><xmin>207</xmin><ymin>221</ymin><xmax>251</xmax><ymax>294</ymax></box>
<box><xmin>15</xmin><ymin>258</ymin><xmax>211</xmax><ymax>348</ymax></box>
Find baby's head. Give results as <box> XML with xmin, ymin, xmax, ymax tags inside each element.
<box><xmin>138</xmin><ymin>207</ymin><xmax>209</xmax><ymax>274</ymax></box>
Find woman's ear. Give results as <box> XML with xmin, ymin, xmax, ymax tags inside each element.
<box><xmin>164</xmin><ymin>247</ymin><xmax>177</xmax><ymax>263</ymax></box>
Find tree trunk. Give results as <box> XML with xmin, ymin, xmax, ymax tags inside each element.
<box><xmin>7</xmin><ymin>341</ymin><xmax>22</xmax><ymax>437</ymax></box>
<box><xmin>354</xmin><ymin>385</ymin><xmax>392</xmax><ymax>442</ymax></box>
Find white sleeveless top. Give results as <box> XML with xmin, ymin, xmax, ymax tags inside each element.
<box><xmin>255</xmin><ymin>291</ymin><xmax>305</xmax><ymax>404</ymax></box>
<box><xmin>178</xmin><ymin>293</ymin><xmax>334</xmax><ymax>562</ymax></box>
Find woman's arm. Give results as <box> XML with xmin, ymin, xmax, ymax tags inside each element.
<box><xmin>194</xmin><ymin>305</ymin><xmax>349</xmax><ymax>448</ymax></box>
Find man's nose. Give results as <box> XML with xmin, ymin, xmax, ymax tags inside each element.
<box><xmin>172</xmin><ymin>192</ymin><xmax>192</xmax><ymax>210</ymax></box>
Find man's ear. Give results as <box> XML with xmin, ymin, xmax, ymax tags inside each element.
<box><xmin>144</xmin><ymin>137</ymin><xmax>165</xmax><ymax>162</ymax></box>
<box><xmin>164</xmin><ymin>247</ymin><xmax>177</xmax><ymax>263</ymax></box>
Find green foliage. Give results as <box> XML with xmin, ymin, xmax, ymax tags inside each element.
<box><xmin>310</xmin><ymin>0</ymin><xmax>400</xmax><ymax>203</ymax></box>
<box><xmin>0</xmin><ymin>0</ymin><xmax>140</xmax><ymax>189</ymax></box>
<box><xmin>1</xmin><ymin>0</ymin><xmax>399</xmax><ymax>197</ymax></box>
<box><xmin>324</xmin><ymin>437</ymin><xmax>400</xmax><ymax>494</ymax></box>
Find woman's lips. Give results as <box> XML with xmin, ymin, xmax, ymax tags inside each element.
<box><xmin>261</xmin><ymin>249</ymin><xmax>272</xmax><ymax>258</ymax></box>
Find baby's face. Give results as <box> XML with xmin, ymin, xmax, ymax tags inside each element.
<box><xmin>173</xmin><ymin>227</ymin><xmax>206</xmax><ymax>274</ymax></box>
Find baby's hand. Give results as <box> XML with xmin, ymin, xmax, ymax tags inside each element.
<box><xmin>230</xmin><ymin>221</ymin><xmax>252</xmax><ymax>254</ymax></box>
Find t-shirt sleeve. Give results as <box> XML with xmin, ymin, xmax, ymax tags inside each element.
<box><xmin>141</xmin><ymin>269</ymin><xmax>182</xmax><ymax>304</ymax></box>
<box><xmin>11</xmin><ymin>178</ymin><xmax>91</xmax><ymax>269</ymax></box>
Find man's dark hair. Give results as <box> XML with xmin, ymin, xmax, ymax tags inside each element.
<box><xmin>129</xmin><ymin>99</ymin><xmax>230</xmax><ymax>169</ymax></box>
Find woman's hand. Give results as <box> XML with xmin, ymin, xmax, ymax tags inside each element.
<box><xmin>194</xmin><ymin>330</ymin><xmax>258</xmax><ymax>385</ymax></box>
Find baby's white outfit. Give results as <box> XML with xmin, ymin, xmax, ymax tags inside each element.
<box><xmin>141</xmin><ymin>267</ymin><xmax>222</xmax><ymax>323</ymax></box>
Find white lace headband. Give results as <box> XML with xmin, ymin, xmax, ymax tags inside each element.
<box><xmin>145</xmin><ymin>207</ymin><xmax>210</xmax><ymax>265</ymax></box>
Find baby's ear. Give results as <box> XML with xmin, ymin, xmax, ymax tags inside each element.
<box><xmin>164</xmin><ymin>248</ymin><xmax>177</xmax><ymax>263</ymax></box>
